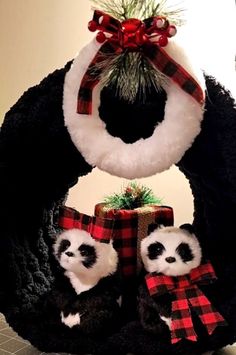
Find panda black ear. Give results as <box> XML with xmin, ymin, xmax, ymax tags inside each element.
<box><xmin>179</xmin><ymin>223</ymin><xmax>195</xmax><ymax>235</ymax></box>
<box><xmin>147</xmin><ymin>223</ymin><xmax>159</xmax><ymax>235</ymax></box>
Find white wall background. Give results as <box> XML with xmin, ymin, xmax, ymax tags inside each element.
<box><xmin>0</xmin><ymin>0</ymin><xmax>235</xmax><ymax>226</ymax></box>
<box><xmin>183</xmin><ymin>0</ymin><xmax>236</xmax><ymax>95</ymax></box>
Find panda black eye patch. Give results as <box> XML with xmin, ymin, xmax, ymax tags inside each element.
<box><xmin>79</xmin><ymin>244</ymin><xmax>97</xmax><ymax>268</ymax></box>
<box><xmin>147</xmin><ymin>242</ymin><xmax>165</xmax><ymax>260</ymax></box>
<box><xmin>58</xmin><ymin>239</ymin><xmax>71</xmax><ymax>258</ymax></box>
<box><xmin>176</xmin><ymin>243</ymin><xmax>194</xmax><ymax>262</ymax></box>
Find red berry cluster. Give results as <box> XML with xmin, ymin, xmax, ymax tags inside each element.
<box><xmin>88</xmin><ymin>14</ymin><xmax>111</xmax><ymax>43</ymax></box>
<box><xmin>88</xmin><ymin>14</ymin><xmax>177</xmax><ymax>48</ymax></box>
<box><xmin>148</xmin><ymin>16</ymin><xmax>177</xmax><ymax>47</ymax></box>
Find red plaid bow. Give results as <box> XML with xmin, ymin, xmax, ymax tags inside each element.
<box><xmin>77</xmin><ymin>10</ymin><xmax>204</xmax><ymax>115</ymax></box>
<box><xmin>58</xmin><ymin>206</ymin><xmax>114</xmax><ymax>243</ymax></box>
<box><xmin>145</xmin><ymin>262</ymin><xmax>227</xmax><ymax>344</ymax></box>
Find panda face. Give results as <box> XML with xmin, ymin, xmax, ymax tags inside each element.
<box><xmin>141</xmin><ymin>227</ymin><xmax>202</xmax><ymax>276</ymax></box>
<box><xmin>57</xmin><ymin>235</ymin><xmax>97</xmax><ymax>270</ymax></box>
<box><xmin>54</xmin><ymin>229</ymin><xmax>118</xmax><ymax>280</ymax></box>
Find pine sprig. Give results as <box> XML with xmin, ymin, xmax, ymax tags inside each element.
<box><xmin>140</xmin><ymin>0</ymin><xmax>185</xmax><ymax>26</ymax></box>
<box><xmin>90</xmin><ymin>0</ymin><xmax>185</xmax><ymax>102</ymax></box>
<box><xmin>92</xmin><ymin>56</ymin><xmax>166</xmax><ymax>103</ymax></box>
<box><xmin>91</xmin><ymin>0</ymin><xmax>141</xmax><ymax>21</ymax></box>
<box><xmin>95</xmin><ymin>51</ymin><xmax>167</xmax><ymax>103</ymax></box>
<box><xmin>104</xmin><ymin>182</ymin><xmax>162</xmax><ymax>210</ymax></box>
<box><xmin>91</xmin><ymin>0</ymin><xmax>185</xmax><ymax>25</ymax></box>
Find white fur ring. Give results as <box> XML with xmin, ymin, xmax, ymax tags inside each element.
<box><xmin>63</xmin><ymin>39</ymin><xmax>205</xmax><ymax>179</ymax></box>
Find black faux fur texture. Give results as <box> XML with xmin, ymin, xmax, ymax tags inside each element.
<box><xmin>0</xmin><ymin>62</ymin><xmax>235</xmax><ymax>354</ymax></box>
<box><xmin>50</xmin><ymin>270</ymin><xmax>122</xmax><ymax>336</ymax></box>
<box><xmin>138</xmin><ymin>282</ymin><xmax>172</xmax><ymax>339</ymax></box>
<box><xmin>99</xmin><ymin>85</ymin><xmax>167</xmax><ymax>144</ymax></box>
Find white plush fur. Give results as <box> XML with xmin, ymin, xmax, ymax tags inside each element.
<box><xmin>65</xmin><ymin>271</ymin><xmax>95</xmax><ymax>295</ymax></box>
<box><xmin>141</xmin><ymin>226</ymin><xmax>202</xmax><ymax>276</ymax></box>
<box><xmin>63</xmin><ymin>38</ymin><xmax>205</xmax><ymax>179</ymax></box>
<box><xmin>61</xmin><ymin>312</ymin><xmax>81</xmax><ymax>328</ymax></box>
<box><xmin>160</xmin><ymin>315</ymin><xmax>172</xmax><ymax>330</ymax></box>
<box><xmin>54</xmin><ymin>229</ymin><xmax>118</xmax><ymax>294</ymax></box>
<box><xmin>117</xmin><ymin>296</ymin><xmax>122</xmax><ymax>307</ymax></box>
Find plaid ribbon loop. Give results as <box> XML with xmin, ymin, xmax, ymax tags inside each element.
<box><xmin>77</xmin><ymin>10</ymin><xmax>204</xmax><ymax>115</ymax></box>
<box><xmin>89</xmin><ymin>10</ymin><xmax>176</xmax><ymax>50</ymax></box>
<box><xmin>58</xmin><ymin>206</ymin><xmax>114</xmax><ymax>243</ymax></box>
<box><xmin>145</xmin><ymin>262</ymin><xmax>227</xmax><ymax>344</ymax></box>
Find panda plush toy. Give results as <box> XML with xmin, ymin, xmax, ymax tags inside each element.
<box><xmin>52</xmin><ymin>228</ymin><xmax>121</xmax><ymax>335</ymax></box>
<box><xmin>139</xmin><ymin>224</ymin><xmax>227</xmax><ymax>354</ymax></box>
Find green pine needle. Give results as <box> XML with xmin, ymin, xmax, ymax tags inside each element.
<box><xmin>92</xmin><ymin>51</ymin><xmax>168</xmax><ymax>103</ymax></box>
<box><xmin>90</xmin><ymin>0</ymin><xmax>185</xmax><ymax>102</ymax></box>
<box><xmin>103</xmin><ymin>182</ymin><xmax>162</xmax><ymax>210</ymax></box>
<box><xmin>98</xmin><ymin>51</ymin><xmax>167</xmax><ymax>103</ymax></box>
<box><xmin>91</xmin><ymin>0</ymin><xmax>142</xmax><ymax>20</ymax></box>
<box><xmin>91</xmin><ymin>0</ymin><xmax>185</xmax><ymax>24</ymax></box>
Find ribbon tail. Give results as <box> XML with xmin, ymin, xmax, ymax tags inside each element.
<box><xmin>77</xmin><ymin>78</ymin><xmax>100</xmax><ymax>115</ymax></box>
<box><xmin>171</xmin><ymin>298</ymin><xmax>197</xmax><ymax>344</ymax></box>
<box><xmin>189</xmin><ymin>290</ymin><xmax>228</xmax><ymax>336</ymax></box>
<box><xmin>146</xmin><ymin>45</ymin><xmax>204</xmax><ymax>106</ymax></box>
<box><xmin>77</xmin><ymin>41</ymin><xmax>121</xmax><ymax>115</ymax></box>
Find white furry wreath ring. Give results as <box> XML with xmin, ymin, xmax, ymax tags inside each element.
<box><xmin>63</xmin><ymin>38</ymin><xmax>205</xmax><ymax>179</ymax></box>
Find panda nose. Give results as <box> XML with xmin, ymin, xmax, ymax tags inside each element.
<box><xmin>65</xmin><ymin>251</ymin><xmax>74</xmax><ymax>257</ymax></box>
<box><xmin>165</xmin><ymin>256</ymin><xmax>176</xmax><ymax>263</ymax></box>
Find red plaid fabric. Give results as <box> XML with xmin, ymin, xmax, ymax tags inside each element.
<box><xmin>58</xmin><ymin>206</ymin><xmax>114</xmax><ymax>243</ymax></box>
<box><xmin>77</xmin><ymin>10</ymin><xmax>204</xmax><ymax>115</ymax></box>
<box><xmin>145</xmin><ymin>262</ymin><xmax>227</xmax><ymax>343</ymax></box>
<box><xmin>146</xmin><ymin>44</ymin><xmax>204</xmax><ymax>105</ymax></box>
<box><xmin>77</xmin><ymin>41</ymin><xmax>121</xmax><ymax>115</ymax></box>
<box><xmin>95</xmin><ymin>204</ymin><xmax>173</xmax><ymax>278</ymax></box>
<box><xmin>77</xmin><ymin>10</ymin><xmax>121</xmax><ymax>114</ymax></box>
<box><xmin>92</xmin><ymin>10</ymin><xmax>120</xmax><ymax>35</ymax></box>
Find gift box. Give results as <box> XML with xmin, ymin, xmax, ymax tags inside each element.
<box><xmin>94</xmin><ymin>203</ymin><xmax>174</xmax><ymax>279</ymax></box>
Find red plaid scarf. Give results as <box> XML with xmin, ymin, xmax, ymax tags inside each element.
<box><xmin>77</xmin><ymin>10</ymin><xmax>204</xmax><ymax>115</ymax></box>
<box><xmin>145</xmin><ymin>262</ymin><xmax>227</xmax><ymax>344</ymax></box>
<box><xmin>58</xmin><ymin>206</ymin><xmax>114</xmax><ymax>243</ymax></box>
